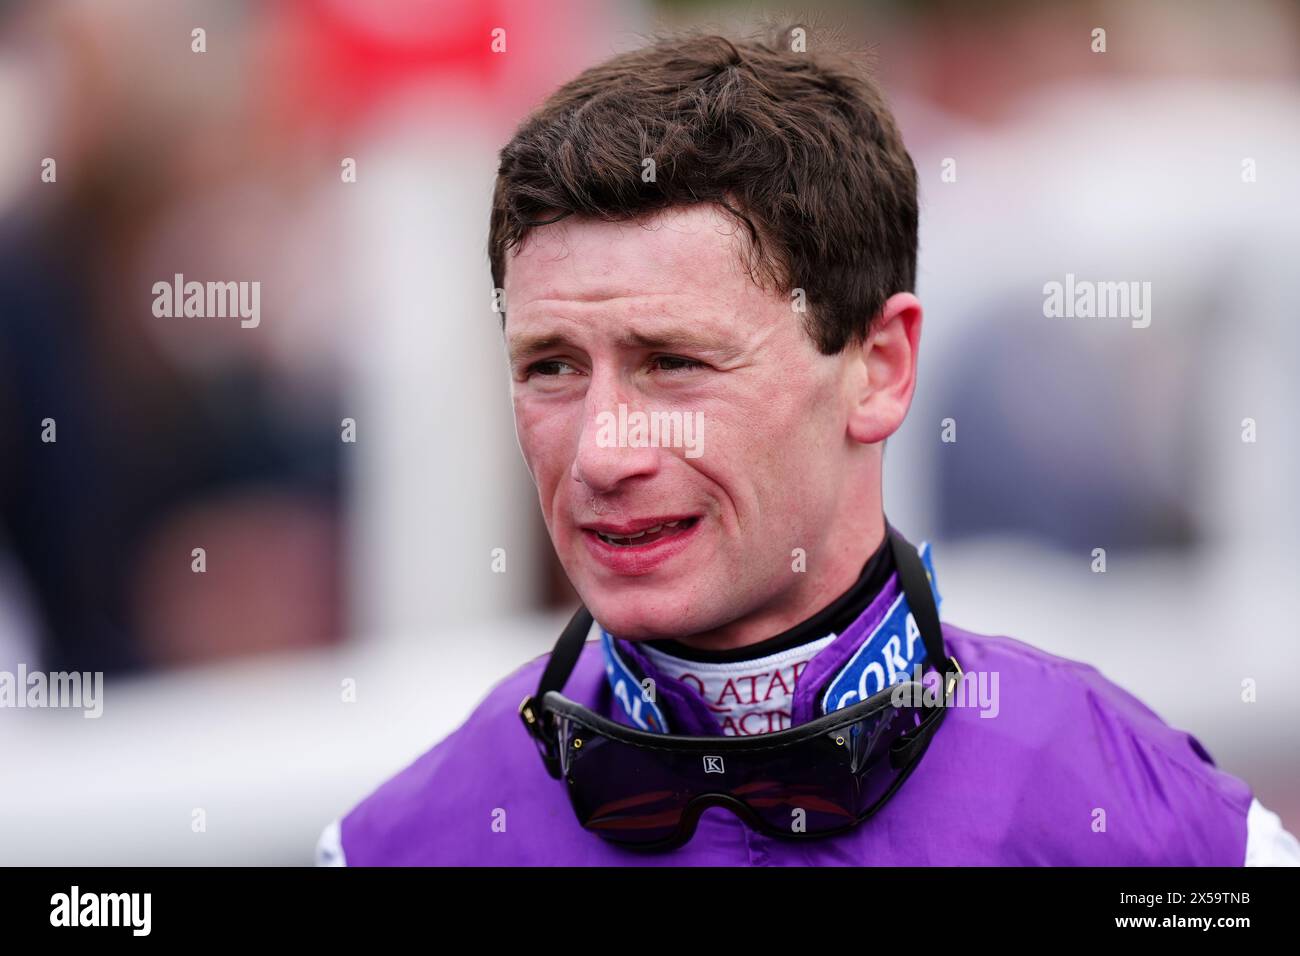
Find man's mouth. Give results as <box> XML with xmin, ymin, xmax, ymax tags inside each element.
<box><xmin>585</xmin><ymin>516</ymin><xmax>699</xmax><ymax>548</ymax></box>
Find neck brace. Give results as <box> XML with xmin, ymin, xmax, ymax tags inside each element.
<box><xmin>600</xmin><ymin>541</ymin><xmax>941</xmax><ymax>736</ymax></box>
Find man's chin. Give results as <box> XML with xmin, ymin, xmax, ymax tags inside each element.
<box><xmin>579</xmin><ymin>590</ymin><xmax>713</xmax><ymax>641</ymax></box>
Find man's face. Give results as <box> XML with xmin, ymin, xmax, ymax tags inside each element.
<box><xmin>504</xmin><ymin>204</ymin><xmax>875</xmax><ymax>645</ymax></box>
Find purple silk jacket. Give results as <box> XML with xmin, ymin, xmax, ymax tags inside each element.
<box><xmin>326</xmin><ymin>567</ymin><xmax>1259</xmax><ymax>866</ymax></box>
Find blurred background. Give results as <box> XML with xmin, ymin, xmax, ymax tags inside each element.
<box><xmin>0</xmin><ymin>0</ymin><xmax>1295</xmax><ymax>863</ymax></box>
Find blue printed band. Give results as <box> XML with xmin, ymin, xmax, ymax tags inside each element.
<box><xmin>819</xmin><ymin>542</ymin><xmax>939</xmax><ymax>716</ymax></box>
<box><xmin>599</xmin><ymin>627</ymin><xmax>670</xmax><ymax>733</ymax></box>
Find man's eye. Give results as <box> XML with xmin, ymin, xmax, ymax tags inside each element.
<box><xmin>526</xmin><ymin>359</ymin><xmax>578</xmax><ymax>377</ymax></box>
<box><xmin>652</xmin><ymin>355</ymin><xmax>705</xmax><ymax>373</ymax></box>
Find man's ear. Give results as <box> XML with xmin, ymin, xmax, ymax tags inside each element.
<box><xmin>846</xmin><ymin>292</ymin><xmax>923</xmax><ymax>445</ymax></box>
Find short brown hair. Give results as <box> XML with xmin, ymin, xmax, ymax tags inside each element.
<box><xmin>488</xmin><ymin>24</ymin><xmax>917</xmax><ymax>355</ymax></box>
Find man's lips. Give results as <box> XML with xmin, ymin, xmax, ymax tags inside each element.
<box><xmin>578</xmin><ymin>514</ymin><xmax>702</xmax><ymax>575</ymax></box>
<box><xmin>580</xmin><ymin>515</ymin><xmax>699</xmax><ymax>548</ymax></box>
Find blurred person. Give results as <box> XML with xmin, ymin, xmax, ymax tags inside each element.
<box><xmin>0</xmin><ymin>0</ymin><xmax>345</xmax><ymax>672</ymax></box>
<box><xmin>320</xmin><ymin>26</ymin><xmax>1298</xmax><ymax>865</ymax></box>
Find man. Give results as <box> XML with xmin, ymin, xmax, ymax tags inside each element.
<box><xmin>318</xmin><ymin>28</ymin><xmax>1298</xmax><ymax>865</ymax></box>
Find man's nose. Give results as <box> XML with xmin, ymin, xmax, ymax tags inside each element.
<box><xmin>571</xmin><ymin>376</ymin><xmax>660</xmax><ymax>494</ymax></box>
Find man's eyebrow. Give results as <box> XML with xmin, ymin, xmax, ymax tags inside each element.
<box><xmin>618</xmin><ymin>327</ymin><xmax>735</xmax><ymax>353</ymax></box>
<box><xmin>506</xmin><ymin>333</ymin><xmax>573</xmax><ymax>364</ymax></box>
<box><xmin>508</xmin><ymin>326</ymin><xmax>740</xmax><ymax>363</ymax></box>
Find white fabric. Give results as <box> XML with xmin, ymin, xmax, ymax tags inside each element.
<box><xmin>1244</xmin><ymin>798</ymin><xmax>1300</xmax><ymax>866</ymax></box>
<box><xmin>315</xmin><ymin>818</ymin><xmax>346</xmax><ymax>867</ymax></box>
<box><xmin>640</xmin><ymin>634</ymin><xmax>836</xmax><ymax>736</ymax></box>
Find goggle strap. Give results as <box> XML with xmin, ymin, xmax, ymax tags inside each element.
<box><xmin>889</xmin><ymin>694</ymin><xmax>950</xmax><ymax>770</ymax></box>
<box><xmin>887</xmin><ymin>525</ymin><xmax>950</xmax><ymax>672</ymax></box>
<box><xmin>533</xmin><ymin>603</ymin><xmax>594</xmax><ymax>701</ymax></box>
<box><xmin>521</xmin><ymin>604</ymin><xmax>593</xmax><ymax>773</ymax></box>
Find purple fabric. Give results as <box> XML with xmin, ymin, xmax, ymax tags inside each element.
<box><xmin>338</xmin><ymin>584</ymin><xmax>1253</xmax><ymax>865</ymax></box>
<box><xmin>793</xmin><ymin>574</ymin><xmax>904</xmax><ymax>725</ymax></box>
